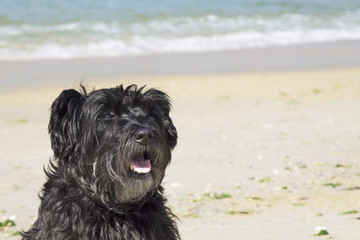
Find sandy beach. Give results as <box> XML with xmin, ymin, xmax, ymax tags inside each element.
<box><xmin>1</xmin><ymin>44</ymin><xmax>360</xmax><ymax>239</ymax></box>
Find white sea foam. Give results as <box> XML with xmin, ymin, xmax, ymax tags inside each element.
<box><xmin>1</xmin><ymin>12</ymin><xmax>360</xmax><ymax>61</ymax></box>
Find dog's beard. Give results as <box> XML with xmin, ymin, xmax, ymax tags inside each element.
<box><xmin>92</xmin><ymin>138</ymin><xmax>168</xmax><ymax>204</ymax></box>
<box><xmin>116</xmin><ymin>171</ymin><xmax>155</xmax><ymax>203</ymax></box>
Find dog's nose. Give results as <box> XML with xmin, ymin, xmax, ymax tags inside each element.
<box><xmin>134</xmin><ymin>128</ymin><xmax>154</xmax><ymax>145</ymax></box>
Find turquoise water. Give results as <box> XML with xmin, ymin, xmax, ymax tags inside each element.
<box><xmin>1</xmin><ymin>0</ymin><xmax>360</xmax><ymax>60</ymax></box>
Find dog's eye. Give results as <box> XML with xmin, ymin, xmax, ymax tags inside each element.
<box><xmin>103</xmin><ymin>113</ymin><xmax>113</xmax><ymax>119</ymax></box>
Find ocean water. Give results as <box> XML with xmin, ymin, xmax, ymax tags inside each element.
<box><xmin>0</xmin><ymin>0</ymin><xmax>359</xmax><ymax>61</ymax></box>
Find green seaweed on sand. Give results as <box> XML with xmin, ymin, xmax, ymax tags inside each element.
<box><xmin>8</xmin><ymin>119</ymin><xmax>29</xmax><ymax>124</ymax></box>
<box><xmin>338</xmin><ymin>209</ymin><xmax>358</xmax><ymax>215</ymax></box>
<box><xmin>259</xmin><ymin>177</ymin><xmax>272</xmax><ymax>183</ymax></box>
<box><xmin>225</xmin><ymin>210</ymin><xmax>254</xmax><ymax>215</ymax></box>
<box><xmin>279</xmin><ymin>92</ymin><xmax>300</xmax><ymax>104</ymax></box>
<box><xmin>252</xmin><ymin>197</ymin><xmax>264</xmax><ymax>201</ymax></box>
<box><xmin>193</xmin><ymin>192</ymin><xmax>232</xmax><ymax>202</ymax></box>
<box><xmin>322</xmin><ymin>183</ymin><xmax>342</xmax><ymax>188</ymax></box>
<box><xmin>292</xmin><ymin>203</ymin><xmax>306</xmax><ymax>207</ymax></box>
<box><xmin>312</xmin><ymin>88</ymin><xmax>322</xmax><ymax>94</ymax></box>
<box><xmin>314</xmin><ymin>229</ymin><xmax>329</xmax><ymax>236</ymax></box>
<box><xmin>335</xmin><ymin>163</ymin><xmax>351</xmax><ymax>168</ymax></box>
<box><xmin>0</xmin><ymin>219</ymin><xmax>16</xmax><ymax>227</ymax></box>
<box><xmin>11</xmin><ymin>231</ymin><xmax>21</xmax><ymax>236</ymax></box>
<box><xmin>204</xmin><ymin>193</ymin><xmax>232</xmax><ymax>200</ymax></box>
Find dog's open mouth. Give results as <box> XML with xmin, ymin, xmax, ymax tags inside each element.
<box><xmin>130</xmin><ymin>152</ymin><xmax>151</xmax><ymax>175</ymax></box>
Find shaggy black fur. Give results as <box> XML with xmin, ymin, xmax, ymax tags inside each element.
<box><xmin>22</xmin><ymin>85</ymin><xmax>180</xmax><ymax>240</ymax></box>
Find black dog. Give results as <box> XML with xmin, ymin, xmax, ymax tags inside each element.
<box><xmin>22</xmin><ymin>85</ymin><xmax>180</xmax><ymax>240</ymax></box>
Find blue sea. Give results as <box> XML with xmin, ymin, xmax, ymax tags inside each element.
<box><xmin>0</xmin><ymin>0</ymin><xmax>359</xmax><ymax>61</ymax></box>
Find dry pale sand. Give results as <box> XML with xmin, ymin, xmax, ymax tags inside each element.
<box><xmin>1</xmin><ymin>68</ymin><xmax>360</xmax><ymax>239</ymax></box>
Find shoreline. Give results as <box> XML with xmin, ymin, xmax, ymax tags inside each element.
<box><xmin>1</xmin><ymin>40</ymin><xmax>360</xmax><ymax>92</ymax></box>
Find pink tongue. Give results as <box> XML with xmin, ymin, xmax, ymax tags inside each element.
<box><xmin>132</xmin><ymin>158</ymin><xmax>151</xmax><ymax>173</ymax></box>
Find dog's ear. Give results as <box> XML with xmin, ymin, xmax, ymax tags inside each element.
<box><xmin>145</xmin><ymin>89</ymin><xmax>178</xmax><ymax>149</ymax></box>
<box><xmin>48</xmin><ymin>89</ymin><xmax>85</xmax><ymax>159</ymax></box>
<box><xmin>164</xmin><ymin>115</ymin><xmax>177</xmax><ymax>149</ymax></box>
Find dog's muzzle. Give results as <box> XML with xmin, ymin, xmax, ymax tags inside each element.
<box><xmin>130</xmin><ymin>128</ymin><xmax>155</xmax><ymax>175</ymax></box>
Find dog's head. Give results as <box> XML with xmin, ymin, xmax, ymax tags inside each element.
<box><xmin>48</xmin><ymin>85</ymin><xmax>177</xmax><ymax>205</ymax></box>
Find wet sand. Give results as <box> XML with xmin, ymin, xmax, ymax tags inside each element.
<box><xmin>1</xmin><ymin>40</ymin><xmax>360</xmax><ymax>91</ymax></box>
